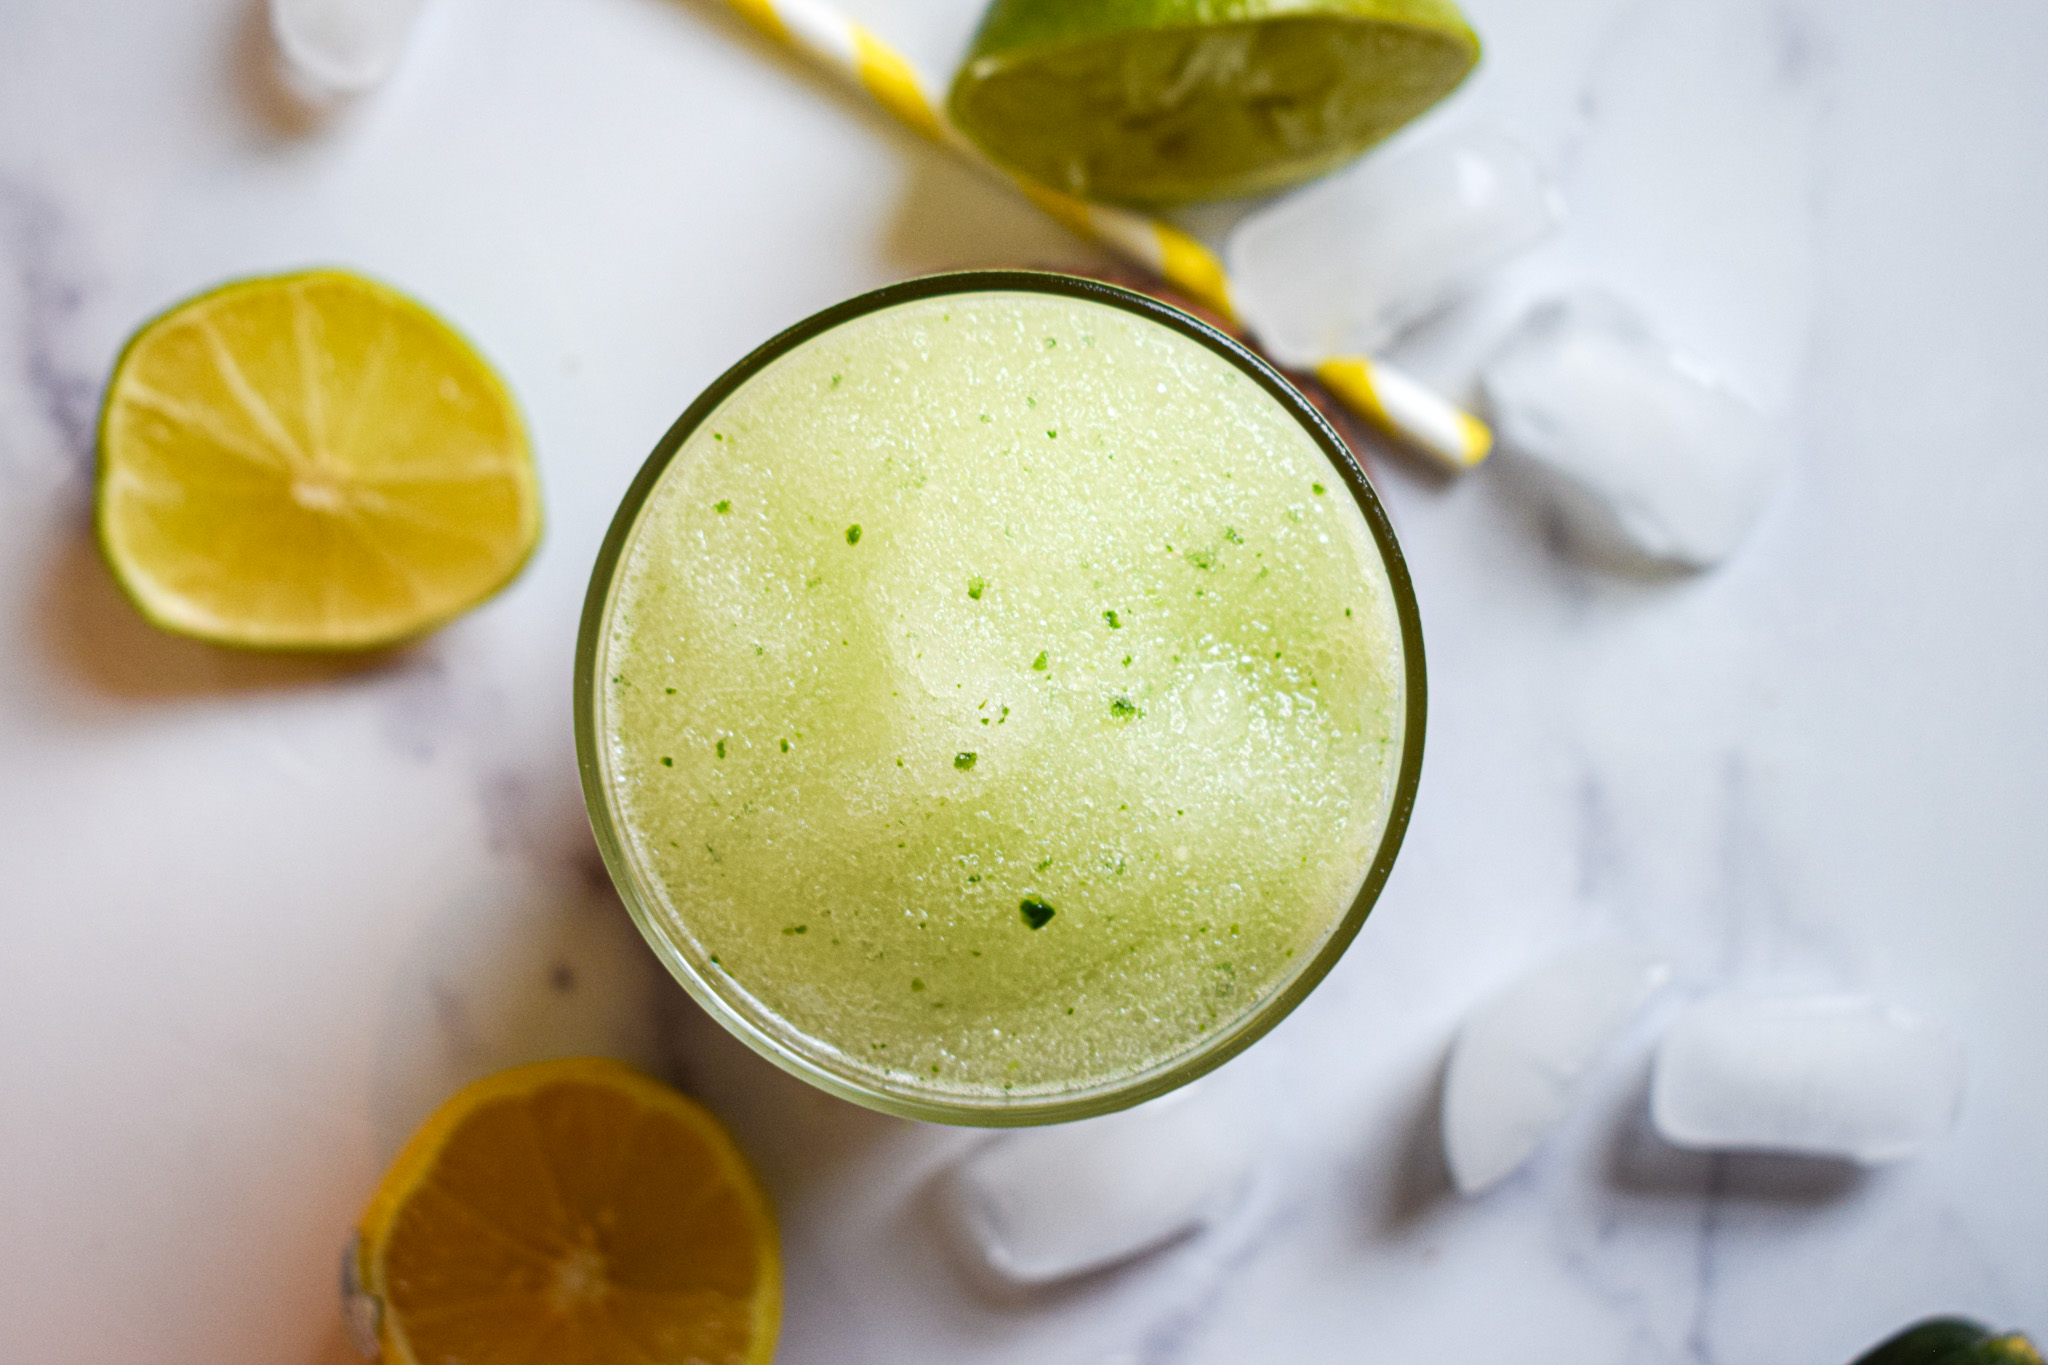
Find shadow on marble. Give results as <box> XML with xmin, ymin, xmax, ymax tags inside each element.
<box><xmin>655</xmin><ymin>972</ymin><xmax>906</xmax><ymax>1194</ymax></box>
<box><xmin>1487</xmin><ymin>446</ymin><xmax>1705</xmax><ymax>584</ymax></box>
<box><xmin>1372</xmin><ymin>1045</ymin><xmax>1459</xmax><ymax>1237</ymax></box>
<box><xmin>1603</xmin><ymin>1069</ymin><xmax>1869</xmax><ymax>1205</ymax></box>
<box><xmin>228</xmin><ymin>0</ymin><xmax>340</xmax><ymax>140</ymax></box>
<box><xmin>35</xmin><ymin>528</ymin><xmax>418</xmax><ymax>700</ymax></box>
<box><xmin>366</xmin><ymin>870</ymin><xmax>669</xmax><ymax>1165</ymax></box>
<box><xmin>879</xmin><ymin>155</ymin><xmax>1110</xmax><ymax>280</ymax></box>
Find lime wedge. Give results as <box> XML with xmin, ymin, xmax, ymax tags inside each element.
<box><xmin>947</xmin><ymin>0</ymin><xmax>1482</xmax><ymax>207</ymax></box>
<box><xmin>96</xmin><ymin>269</ymin><xmax>540</xmax><ymax>650</ymax></box>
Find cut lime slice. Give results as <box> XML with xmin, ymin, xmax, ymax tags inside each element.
<box><xmin>96</xmin><ymin>269</ymin><xmax>540</xmax><ymax>650</ymax></box>
<box><xmin>948</xmin><ymin>0</ymin><xmax>1482</xmax><ymax>207</ymax></box>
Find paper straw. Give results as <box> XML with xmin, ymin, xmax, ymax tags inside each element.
<box><xmin>721</xmin><ymin>0</ymin><xmax>1493</xmax><ymax>471</ymax></box>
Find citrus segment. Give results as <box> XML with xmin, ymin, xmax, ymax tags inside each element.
<box><xmin>356</xmin><ymin>1058</ymin><xmax>780</xmax><ymax>1365</ymax></box>
<box><xmin>96</xmin><ymin>269</ymin><xmax>540</xmax><ymax>649</ymax></box>
<box><xmin>947</xmin><ymin>0</ymin><xmax>1481</xmax><ymax>206</ymax></box>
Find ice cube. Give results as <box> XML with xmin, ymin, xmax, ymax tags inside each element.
<box><xmin>270</xmin><ymin>0</ymin><xmax>430</xmax><ymax>94</ymax></box>
<box><xmin>939</xmin><ymin>1082</ymin><xmax>1262</xmax><ymax>1284</ymax></box>
<box><xmin>1480</xmin><ymin>290</ymin><xmax>1789</xmax><ymax>568</ymax></box>
<box><xmin>1442</xmin><ymin>942</ymin><xmax>1673</xmax><ymax>1194</ymax></box>
<box><xmin>1227</xmin><ymin>127</ymin><xmax>1564</xmax><ymax>365</ymax></box>
<box><xmin>1651</xmin><ymin>994</ymin><xmax>1965</xmax><ymax>1163</ymax></box>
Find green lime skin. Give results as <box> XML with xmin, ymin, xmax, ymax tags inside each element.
<box><xmin>1850</xmin><ymin>1319</ymin><xmax>2043</xmax><ymax>1365</ymax></box>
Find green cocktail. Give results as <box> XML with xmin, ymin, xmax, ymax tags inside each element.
<box><xmin>577</xmin><ymin>273</ymin><xmax>1423</xmax><ymax>1124</ymax></box>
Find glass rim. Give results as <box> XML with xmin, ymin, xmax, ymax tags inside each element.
<box><xmin>574</xmin><ymin>269</ymin><xmax>1427</xmax><ymax>1127</ymax></box>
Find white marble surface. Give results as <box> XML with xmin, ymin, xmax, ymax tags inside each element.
<box><xmin>3</xmin><ymin>0</ymin><xmax>2045</xmax><ymax>1360</ymax></box>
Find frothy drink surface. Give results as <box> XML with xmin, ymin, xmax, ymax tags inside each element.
<box><xmin>600</xmin><ymin>290</ymin><xmax>1406</xmax><ymax>1099</ymax></box>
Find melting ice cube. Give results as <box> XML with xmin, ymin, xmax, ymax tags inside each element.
<box><xmin>270</xmin><ymin>0</ymin><xmax>430</xmax><ymax>94</ymax></box>
<box><xmin>940</xmin><ymin>1082</ymin><xmax>1261</xmax><ymax>1284</ymax></box>
<box><xmin>1481</xmin><ymin>290</ymin><xmax>1789</xmax><ymax>568</ymax></box>
<box><xmin>1227</xmin><ymin>126</ymin><xmax>1564</xmax><ymax>365</ymax></box>
<box><xmin>1442</xmin><ymin>942</ymin><xmax>1673</xmax><ymax>1194</ymax></box>
<box><xmin>1652</xmin><ymin>994</ymin><xmax>1965</xmax><ymax>1163</ymax></box>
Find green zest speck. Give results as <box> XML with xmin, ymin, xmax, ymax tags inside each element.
<box><xmin>1031</xmin><ymin>650</ymin><xmax>1048</xmax><ymax>671</ymax></box>
<box><xmin>715</xmin><ymin>739</ymin><xmax>726</xmax><ymax>759</ymax></box>
<box><xmin>1312</xmin><ymin>482</ymin><xmax>1326</xmax><ymax>495</ymax></box>
<box><xmin>954</xmin><ymin>752</ymin><xmax>977</xmax><ymax>771</ymax></box>
<box><xmin>968</xmin><ymin>576</ymin><xmax>986</xmax><ymax>600</ymax></box>
<box><xmin>1020</xmin><ymin>898</ymin><xmax>1056</xmax><ymax>929</ymax></box>
<box><xmin>1103</xmin><ymin>609</ymin><xmax>1121</xmax><ymax>629</ymax></box>
<box><xmin>1110</xmin><ymin>696</ymin><xmax>1141</xmax><ymax>720</ymax></box>
<box><xmin>713</xmin><ymin>500</ymin><xmax>731</xmax><ymax>514</ymax></box>
<box><xmin>845</xmin><ymin>524</ymin><xmax>862</xmax><ymax>544</ymax></box>
<box><xmin>660</xmin><ymin>756</ymin><xmax>673</xmax><ymax>767</ymax></box>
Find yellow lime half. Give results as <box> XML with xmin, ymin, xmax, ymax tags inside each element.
<box><xmin>948</xmin><ymin>0</ymin><xmax>1482</xmax><ymax>207</ymax></box>
<box><xmin>96</xmin><ymin>269</ymin><xmax>540</xmax><ymax>650</ymax></box>
<box><xmin>353</xmin><ymin>1058</ymin><xmax>782</xmax><ymax>1365</ymax></box>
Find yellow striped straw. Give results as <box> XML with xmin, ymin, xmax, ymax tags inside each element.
<box><xmin>720</xmin><ymin>0</ymin><xmax>1493</xmax><ymax>472</ymax></box>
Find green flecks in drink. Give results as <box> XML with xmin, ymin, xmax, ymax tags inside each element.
<box><xmin>954</xmin><ymin>752</ymin><xmax>977</xmax><ymax>771</ymax></box>
<box><xmin>600</xmin><ymin>290</ymin><xmax>1405</xmax><ymax>1100</ymax></box>
<box><xmin>715</xmin><ymin>739</ymin><xmax>726</xmax><ymax>759</ymax></box>
<box><xmin>845</xmin><ymin>524</ymin><xmax>862</xmax><ymax>545</ymax></box>
<box><xmin>714</xmin><ymin>500</ymin><xmax>731</xmax><ymax>514</ymax></box>
<box><xmin>665</xmin><ymin>686</ymin><xmax>677</xmax><ymax>694</ymax></box>
<box><xmin>831</xmin><ymin>374</ymin><xmax>842</xmax><ymax>388</ymax></box>
<box><xmin>1103</xmin><ymin>609</ymin><xmax>1121</xmax><ymax>629</ymax></box>
<box><xmin>1185</xmin><ymin>548</ymin><xmax>1215</xmax><ymax>570</ymax></box>
<box><xmin>660</xmin><ymin>756</ymin><xmax>673</xmax><ymax>767</ymax></box>
<box><xmin>1020</xmin><ymin>898</ymin><xmax>1056</xmax><ymax>929</ymax></box>
<box><xmin>911</xmin><ymin>977</ymin><xmax>925</xmax><ymax>991</ymax></box>
<box><xmin>783</xmin><ymin>924</ymin><xmax>807</xmax><ymax>935</ymax></box>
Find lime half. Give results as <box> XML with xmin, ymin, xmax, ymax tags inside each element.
<box><xmin>948</xmin><ymin>0</ymin><xmax>1481</xmax><ymax>207</ymax></box>
<box><xmin>96</xmin><ymin>269</ymin><xmax>540</xmax><ymax>650</ymax></box>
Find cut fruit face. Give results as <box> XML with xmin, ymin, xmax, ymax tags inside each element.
<box><xmin>354</xmin><ymin>1058</ymin><xmax>781</xmax><ymax>1365</ymax></box>
<box><xmin>947</xmin><ymin>0</ymin><xmax>1482</xmax><ymax>207</ymax></box>
<box><xmin>96</xmin><ymin>269</ymin><xmax>540</xmax><ymax>649</ymax></box>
